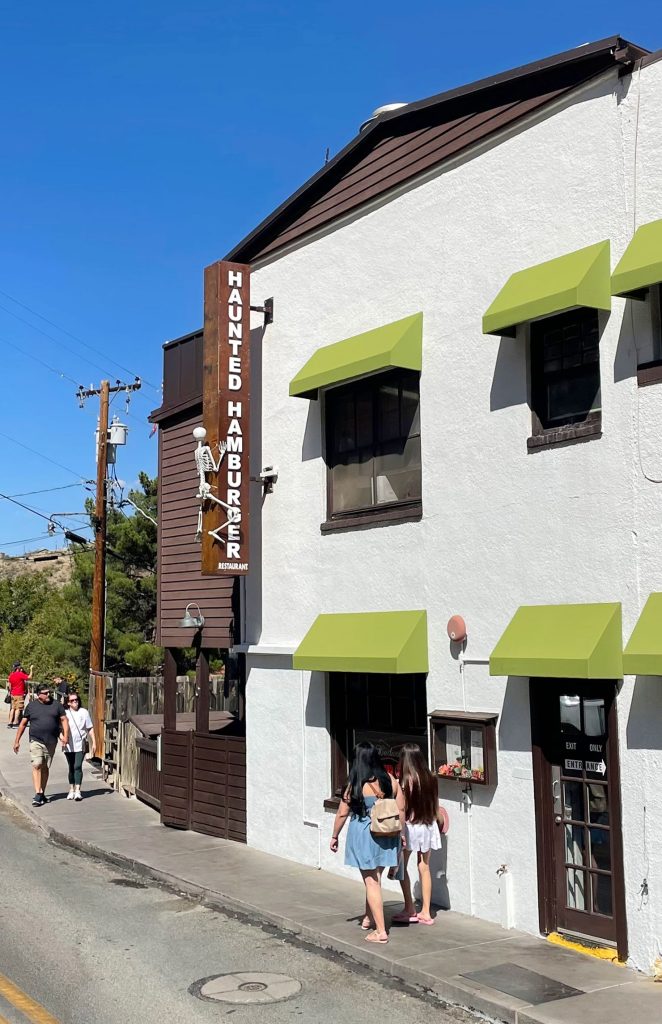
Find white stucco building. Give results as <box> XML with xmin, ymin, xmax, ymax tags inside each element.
<box><xmin>210</xmin><ymin>36</ymin><xmax>662</xmax><ymax>971</ymax></box>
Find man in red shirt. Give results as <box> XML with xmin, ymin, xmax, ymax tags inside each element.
<box><xmin>7</xmin><ymin>661</ymin><xmax>33</xmax><ymax>729</ymax></box>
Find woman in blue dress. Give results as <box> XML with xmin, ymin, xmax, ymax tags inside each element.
<box><xmin>330</xmin><ymin>742</ymin><xmax>406</xmax><ymax>944</ymax></box>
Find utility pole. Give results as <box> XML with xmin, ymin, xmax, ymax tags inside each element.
<box><xmin>91</xmin><ymin>379</ymin><xmax>109</xmax><ymax>677</ymax></box>
<box><xmin>76</xmin><ymin>377</ymin><xmax>141</xmax><ymax>754</ymax></box>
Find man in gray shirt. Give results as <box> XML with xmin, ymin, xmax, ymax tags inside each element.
<box><xmin>13</xmin><ymin>684</ymin><xmax>69</xmax><ymax>806</ymax></box>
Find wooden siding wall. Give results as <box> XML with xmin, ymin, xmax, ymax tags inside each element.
<box><xmin>158</xmin><ymin>408</ymin><xmax>236</xmax><ymax>647</ymax></box>
<box><xmin>255</xmin><ymin>86</ymin><xmax>568</xmax><ymax>261</ymax></box>
<box><xmin>162</xmin><ymin>331</ymin><xmax>203</xmax><ymax>411</ymax></box>
<box><xmin>230</xmin><ymin>50</ymin><xmax>628</xmax><ymax>265</ymax></box>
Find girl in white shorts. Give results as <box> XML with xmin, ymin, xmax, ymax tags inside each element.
<box><xmin>392</xmin><ymin>743</ymin><xmax>446</xmax><ymax>925</ymax></box>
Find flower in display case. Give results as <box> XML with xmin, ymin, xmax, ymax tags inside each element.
<box><xmin>430</xmin><ymin>712</ymin><xmax>497</xmax><ymax>787</ymax></box>
<box><xmin>436</xmin><ymin>758</ymin><xmax>485</xmax><ymax>781</ymax></box>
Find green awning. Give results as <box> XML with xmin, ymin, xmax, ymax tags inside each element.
<box><xmin>612</xmin><ymin>220</ymin><xmax>662</xmax><ymax>299</ymax></box>
<box><xmin>483</xmin><ymin>241</ymin><xmax>611</xmax><ymax>337</ymax></box>
<box><xmin>293</xmin><ymin>610</ymin><xmax>428</xmax><ymax>673</ymax></box>
<box><xmin>623</xmin><ymin>593</ymin><xmax>662</xmax><ymax>675</ymax></box>
<box><xmin>489</xmin><ymin>603</ymin><xmax>622</xmax><ymax>679</ymax></box>
<box><xmin>289</xmin><ymin>313</ymin><xmax>422</xmax><ymax>399</ymax></box>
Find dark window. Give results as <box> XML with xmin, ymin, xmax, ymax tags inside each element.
<box><xmin>637</xmin><ymin>284</ymin><xmax>662</xmax><ymax>387</ymax></box>
<box><xmin>529</xmin><ymin>309</ymin><xmax>602</xmax><ymax>446</ymax></box>
<box><xmin>649</xmin><ymin>283</ymin><xmax>662</xmax><ymax>362</ymax></box>
<box><xmin>328</xmin><ymin>672</ymin><xmax>427</xmax><ymax>801</ymax></box>
<box><xmin>324</xmin><ymin>370</ymin><xmax>421</xmax><ymax>522</ymax></box>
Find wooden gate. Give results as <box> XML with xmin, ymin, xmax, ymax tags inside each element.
<box><xmin>160</xmin><ymin>729</ymin><xmax>246</xmax><ymax>842</ymax></box>
<box><xmin>191</xmin><ymin>733</ymin><xmax>246</xmax><ymax>841</ymax></box>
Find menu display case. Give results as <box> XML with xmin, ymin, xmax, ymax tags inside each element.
<box><xmin>429</xmin><ymin>710</ymin><xmax>498</xmax><ymax>787</ymax></box>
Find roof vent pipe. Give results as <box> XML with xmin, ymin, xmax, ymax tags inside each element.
<box><xmin>359</xmin><ymin>102</ymin><xmax>408</xmax><ymax>132</ymax></box>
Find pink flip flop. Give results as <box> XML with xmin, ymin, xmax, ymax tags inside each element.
<box><xmin>416</xmin><ymin>914</ymin><xmax>435</xmax><ymax>925</ymax></box>
<box><xmin>391</xmin><ymin>912</ymin><xmax>419</xmax><ymax>924</ymax></box>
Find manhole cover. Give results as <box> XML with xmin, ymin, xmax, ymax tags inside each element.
<box><xmin>190</xmin><ymin>972</ymin><xmax>301</xmax><ymax>1005</ymax></box>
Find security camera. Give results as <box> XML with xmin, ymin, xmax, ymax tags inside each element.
<box><xmin>259</xmin><ymin>465</ymin><xmax>279</xmax><ymax>492</ymax></box>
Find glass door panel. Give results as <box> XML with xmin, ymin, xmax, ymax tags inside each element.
<box><xmin>552</xmin><ymin>685</ymin><xmax>617</xmax><ymax>943</ymax></box>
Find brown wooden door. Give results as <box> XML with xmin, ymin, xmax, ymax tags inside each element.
<box><xmin>531</xmin><ymin>681</ymin><xmax>627</xmax><ymax>958</ymax></box>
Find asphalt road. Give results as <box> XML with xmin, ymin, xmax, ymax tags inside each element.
<box><xmin>0</xmin><ymin>799</ymin><xmax>478</xmax><ymax>1024</ymax></box>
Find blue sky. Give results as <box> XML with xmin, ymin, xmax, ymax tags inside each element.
<box><xmin>0</xmin><ymin>2</ymin><xmax>658</xmax><ymax>551</ymax></box>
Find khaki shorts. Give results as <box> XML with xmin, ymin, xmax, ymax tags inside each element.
<box><xmin>11</xmin><ymin>695</ymin><xmax>25</xmax><ymax>712</ymax></box>
<box><xmin>29</xmin><ymin>740</ymin><xmax>56</xmax><ymax>767</ymax></box>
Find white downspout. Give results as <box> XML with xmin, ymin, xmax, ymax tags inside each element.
<box><xmin>458</xmin><ymin>651</ymin><xmax>490</xmax><ymax>918</ymax></box>
<box><xmin>301</xmin><ymin>670</ymin><xmax>322</xmax><ymax>869</ymax></box>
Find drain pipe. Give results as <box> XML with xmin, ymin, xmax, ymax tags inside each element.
<box><xmin>301</xmin><ymin>670</ymin><xmax>322</xmax><ymax>869</ymax></box>
<box><xmin>458</xmin><ymin>651</ymin><xmax>490</xmax><ymax>918</ymax></box>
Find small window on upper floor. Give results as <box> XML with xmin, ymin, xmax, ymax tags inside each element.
<box><xmin>528</xmin><ymin>308</ymin><xmax>602</xmax><ymax>450</ymax></box>
<box><xmin>322</xmin><ymin>369</ymin><xmax>422</xmax><ymax>531</ymax></box>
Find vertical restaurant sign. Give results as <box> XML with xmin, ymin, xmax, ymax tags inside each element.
<box><xmin>202</xmin><ymin>260</ymin><xmax>251</xmax><ymax>576</ymax></box>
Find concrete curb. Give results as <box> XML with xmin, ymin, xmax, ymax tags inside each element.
<box><xmin>0</xmin><ymin>767</ymin><xmax>565</xmax><ymax>1024</ymax></box>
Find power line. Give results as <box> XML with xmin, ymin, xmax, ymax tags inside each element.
<box><xmin>0</xmin><ymin>429</ymin><xmax>85</xmax><ymax>479</ymax></box>
<box><xmin>0</xmin><ymin>490</ymin><xmax>56</xmax><ymax>523</ymax></box>
<box><xmin>0</xmin><ymin>286</ymin><xmax>161</xmax><ymax>394</ymax></box>
<box><xmin>7</xmin><ymin>482</ymin><xmax>91</xmax><ymax>498</ymax></box>
<box><xmin>0</xmin><ymin>298</ymin><xmax>127</xmax><ymax>384</ymax></box>
<box><xmin>0</xmin><ymin>334</ymin><xmax>83</xmax><ymax>388</ymax></box>
<box><xmin>0</xmin><ymin>490</ymin><xmax>93</xmax><ymax>551</ymax></box>
<box><xmin>0</xmin><ymin>334</ymin><xmax>150</xmax><ymax>429</ymax></box>
<box><xmin>0</xmin><ymin>533</ymin><xmax>52</xmax><ymax>548</ymax></box>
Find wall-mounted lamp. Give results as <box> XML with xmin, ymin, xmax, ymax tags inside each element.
<box><xmin>179</xmin><ymin>602</ymin><xmax>205</xmax><ymax>630</ymax></box>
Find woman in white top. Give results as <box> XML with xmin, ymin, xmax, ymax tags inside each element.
<box><xmin>63</xmin><ymin>692</ymin><xmax>95</xmax><ymax>801</ymax></box>
<box><xmin>392</xmin><ymin>743</ymin><xmax>444</xmax><ymax>925</ymax></box>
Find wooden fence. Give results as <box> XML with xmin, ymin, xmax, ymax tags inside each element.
<box><xmin>92</xmin><ymin>672</ymin><xmax>231</xmax><ymax>798</ymax></box>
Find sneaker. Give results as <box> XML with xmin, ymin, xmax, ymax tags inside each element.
<box><xmin>32</xmin><ymin>793</ymin><xmax>45</xmax><ymax>806</ymax></box>
<box><xmin>74</xmin><ymin>792</ymin><xmax>83</xmax><ymax>801</ymax></box>
<box><xmin>67</xmin><ymin>791</ymin><xmax>75</xmax><ymax>800</ymax></box>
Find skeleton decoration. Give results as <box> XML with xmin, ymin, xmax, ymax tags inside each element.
<box><xmin>193</xmin><ymin>426</ymin><xmax>239</xmax><ymax>544</ymax></box>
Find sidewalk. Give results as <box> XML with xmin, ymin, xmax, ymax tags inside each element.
<box><xmin>0</xmin><ymin>728</ymin><xmax>658</xmax><ymax>1024</ymax></box>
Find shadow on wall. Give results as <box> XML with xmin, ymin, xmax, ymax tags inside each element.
<box><xmin>305</xmin><ymin>671</ymin><xmax>328</xmax><ymax>729</ymax></box>
<box><xmin>489</xmin><ymin>335</ymin><xmax>528</xmax><ymax>411</ymax></box>
<box><xmin>302</xmin><ymin>398</ymin><xmax>323</xmax><ymax>462</ymax></box>
<box><xmin>498</xmin><ymin>677</ymin><xmax>532</xmax><ymax>753</ymax></box>
<box><xmin>468</xmin><ymin>780</ymin><xmax>496</xmax><ymax>810</ymax></box>
<box><xmin>414</xmin><ymin>842</ymin><xmax>450</xmax><ymax>911</ymax></box>
<box><xmin>248</xmin><ymin>654</ymin><xmax>294</xmax><ymax>674</ymax></box>
<box><xmin>626</xmin><ymin>677</ymin><xmax>662</xmax><ymax>749</ymax></box>
<box><xmin>246</xmin><ymin>324</ymin><xmax>266</xmax><ymax>644</ymax></box>
<box><xmin>613</xmin><ymin>298</ymin><xmax>658</xmax><ymax>383</ymax></box>
<box><xmin>613</xmin><ymin>302</ymin><xmax>636</xmax><ymax>383</ymax></box>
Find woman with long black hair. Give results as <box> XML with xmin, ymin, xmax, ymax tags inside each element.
<box><xmin>330</xmin><ymin>742</ymin><xmax>406</xmax><ymax>944</ymax></box>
